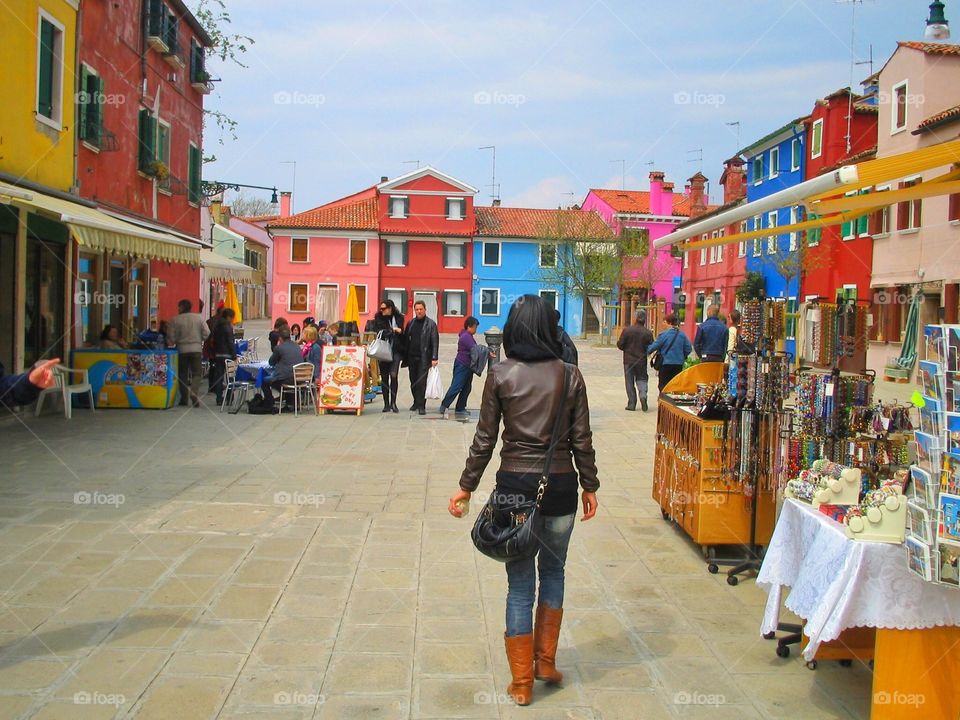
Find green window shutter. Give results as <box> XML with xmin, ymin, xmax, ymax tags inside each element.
<box><xmin>442</xmin><ymin>243</ymin><xmax>449</xmax><ymax>267</ymax></box>
<box><xmin>138</xmin><ymin>109</ymin><xmax>156</xmax><ymax>170</ymax></box>
<box><xmin>188</xmin><ymin>145</ymin><xmax>201</xmax><ymax>203</ymax></box>
<box><xmin>37</xmin><ymin>19</ymin><xmax>56</xmax><ymax>118</ymax></box>
<box><xmin>77</xmin><ymin>65</ymin><xmax>89</xmax><ymax>140</ymax></box>
<box><xmin>400</xmin><ymin>290</ymin><xmax>408</xmax><ymax>314</ymax></box>
<box><xmin>403</xmin><ymin>198</ymin><xmax>410</xmax><ymax>217</ymax></box>
<box><xmin>841</xmin><ymin>219</ymin><xmax>852</xmax><ymax>238</ymax></box>
<box><xmin>93</xmin><ymin>75</ymin><xmax>104</xmax><ymax>145</ymax></box>
<box><xmin>402</xmin><ymin>241</ymin><xmax>408</xmax><ymax>266</ymax></box>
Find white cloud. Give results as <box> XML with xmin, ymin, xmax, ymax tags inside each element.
<box><xmin>507</xmin><ymin>176</ymin><xmax>580</xmax><ymax>209</ymax></box>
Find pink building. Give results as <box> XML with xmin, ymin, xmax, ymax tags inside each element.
<box><xmin>267</xmin><ymin>187</ymin><xmax>380</xmax><ymax>327</ymax></box>
<box><xmin>581</xmin><ymin>171</ymin><xmax>696</xmax><ymax>312</ymax></box>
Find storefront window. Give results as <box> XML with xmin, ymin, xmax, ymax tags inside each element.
<box><xmin>24</xmin><ymin>235</ymin><xmax>65</xmax><ymax>368</ymax></box>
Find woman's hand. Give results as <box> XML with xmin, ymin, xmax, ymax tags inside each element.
<box><xmin>580</xmin><ymin>492</ymin><xmax>598</xmax><ymax>521</ymax></box>
<box><xmin>448</xmin><ymin>490</ymin><xmax>471</xmax><ymax>518</ymax></box>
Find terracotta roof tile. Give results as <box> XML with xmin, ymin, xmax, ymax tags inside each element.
<box><xmin>268</xmin><ymin>196</ymin><xmax>378</xmax><ymax>231</ymax></box>
<box><xmin>240</xmin><ymin>213</ymin><xmax>279</xmax><ymax>223</ymax></box>
<box><xmin>898</xmin><ymin>41</ymin><xmax>960</xmax><ymax>56</ymax></box>
<box><xmin>914</xmin><ymin>103</ymin><xmax>960</xmax><ymax>133</ymax></box>
<box><xmin>475</xmin><ymin>207</ymin><xmax>613</xmax><ymax>239</ymax></box>
<box><xmin>588</xmin><ymin>188</ymin><xmax>694</xmax><ymax>216</ymax></box>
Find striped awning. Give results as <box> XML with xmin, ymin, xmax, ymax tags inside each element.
<box><xmin>0</xmin><ymin>180</ymin><xmax>200</xmax><ymax>265</ymax></box>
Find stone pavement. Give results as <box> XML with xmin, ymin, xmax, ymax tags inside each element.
<box><xmin>0</xmin><ymin>328</ymin><xmax>880</xmax><ymax>719</ymax></box>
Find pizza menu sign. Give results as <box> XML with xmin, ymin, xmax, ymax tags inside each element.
<box><xmin>317</xmin><ymin>345</ymin><xmax>367</xmax><ymax>412</ymax></box>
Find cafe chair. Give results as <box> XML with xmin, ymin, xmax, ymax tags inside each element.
<box><xmin>220</xmin><ymin>359</ymin><xmax>251</xmax><ymax>414</ymax></box>
<box><xmin>35</xmin><ymin>365</ymin><xmax>96</xmax><ymax>420</ymax></box>
<box><xmin>279</xmin><ymin>362</ymin><xmax>318</xmax><ymax>417</ymax></box>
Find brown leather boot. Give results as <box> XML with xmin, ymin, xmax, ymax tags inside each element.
<box><xmin>534</xmin><ymin>604</ymin><xmax>564</xmax><ymax>683</ymax></box>
<box><xmin>504</xmin><ymin>633</ymin><xmax>534</xmax><ymax>705</ymax></box>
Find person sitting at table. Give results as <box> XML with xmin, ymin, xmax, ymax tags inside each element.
<box><xmin>317</xmin><ymin>321</ymin><xmax>334</xmax><ymax>346</ymax></box>
<box><xmin>99</xmin><ymin>325</ymin><xmax>127</xmax><ymax>350</ymax></box>
<box><xmin>301</xmin><ymin>325</ymin><xmax>322</xmax><ymax>379</ymax></box>
<box><xmin>264</xmin><ymin>326</ymin><xmax>302</xmax><ymax>410</ymax></box>
<box><xmin>290</xmin><ymin>323</ymin><xmax>301</xmax><ymax>344</ymax></box>
<box><xmin>269</xmin><ymin>317</ymin><xmax>288</xmax><ymax>351</ymax></box>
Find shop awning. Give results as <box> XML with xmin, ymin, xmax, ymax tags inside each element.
<box><xmin>654</xmin><ymin>138</ymin><xmax>960</xmax><ymax>251</ymax></box>
<box><xmin>200</xmin><ymin>249</ymin><xmax>255</xmax><ymax>281</ymax></box>
<box><xmin>0</xmin><ymin>180</ymin><xmax>200</xmax><ymax>265</ymax></box>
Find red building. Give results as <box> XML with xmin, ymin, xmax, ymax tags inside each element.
<box><xmin>677</xmin><ymin>161</ymin><xmax>746</xmax><ymax>338</ymax></box>
<box><xmin>74</xmin><ymin>0</ymin><xmax>212</xmax><ymax>343</ymax></box>
<box><xmin>377</xmin><ymin>168</ymin><xmax>477</xmax><ymax>333</ymax></box>
<box><xmin>800</xmin><ymin>88</ymin><xmax>879</xmax><ymax>305</ymax></box>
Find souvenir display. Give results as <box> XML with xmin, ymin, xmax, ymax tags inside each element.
<box><xmin>940</xmin><ymin>494</ymin><xmax>960</xmax><ymax>544</ymax></box>
<box><xmin>938</xmin><ymin>542</ymin><xmax>960</xmax><ymax>587</ymax></box>
<box><xmin>906</xmin><ymin>535</ymin><xmax>934</xmax><ymax>582</ymax></box>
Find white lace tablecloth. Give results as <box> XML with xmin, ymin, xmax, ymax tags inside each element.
<box><xmin>756</xmin><ymin>499</ymin><xmax>960</xmax><ymax>661</ymax></box>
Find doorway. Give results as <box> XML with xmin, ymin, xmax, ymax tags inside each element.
<box><xmin>582</xmin><ymin>295</ymin><xmax>601</xmax><ymax>334</ymax></box>
<box><xmin>413</xmin><ymin>291</ymin><xmax>438</xmax><ymax>320</ymax></box>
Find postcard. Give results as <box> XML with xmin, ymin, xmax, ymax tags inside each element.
<box><xmin>948</xmin><ymin>327</ymin><xmax>960</xmax><ymax>372</ymax></box>
<box><xmin>919</xmin><ymin>360</ymin><xmax>945</xmax><ymax>404</ymax></box>
<box><xmin>925</xmin><ymin>325</ymin><xmax>945</xmax><ymax>365</ymax></box>
<box><xmin>914</xmin><ymin>432</ymin><xmax>942</xmax><ymax>475</ymax></box>
<box><xmin>906</xmin><ymin>501</ymin><xmax>934</xmax><ymax>545</ymax></box>
<box><xmin>937</xmin><ymin>542</ymin><xmax>960</xmax><ymax>588</ymax></box>
<box><xmin>948</xmin><ymin>413</ymin><xmax>960</xmax><ymax>456</ymax></box>
<box><xmin>943</xmin><ymin>455</ymin><xmax>960</xmax><ymax>496</ymax></box>
<box><xmin>920</xmin><ymin>396</ymin><xmax>943</xmax><ymax>437</ymax></box>
<box><xmin>906</xmin><ymin>535</ymin><xmax>933</xmax><ymax>582</ymax></box>
<box><xmin>938</xmin><ymin>493</ymin><xmax>960</xmax><ymax>544</ymax></box>
<box><xmin>910</xmin><ymin>465</ymin><xmax>937</xmax><ymax>508</ymax></box>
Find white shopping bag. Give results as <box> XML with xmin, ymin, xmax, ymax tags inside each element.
<box><xmin>425</xmin><ymin>366</ymin><xmax>444</xmax><ymax>399</ymax></box>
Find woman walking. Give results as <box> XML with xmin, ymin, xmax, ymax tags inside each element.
<box><xmin>647</xmin><ymin>312</ymin><xmax>692</xmax><ymax>392</ymax></box>
<box><xmin>371</xmin><ymin>299</ymin><xmax>405</xmax><ymax>413</ymax></box>
<box><xmin>439</xmin><ymin>316</ymin><xmax>480</xmax><ymax>418</ymax></box>
<box><xmin>210</xmin><ymin>308</ymin><xmax>237</xmax><ymax>406</ymax></box>
<box><xmin>448</xmin><ymin>294</ymin><xmax>599</xmax><ymax>706</ymax></box>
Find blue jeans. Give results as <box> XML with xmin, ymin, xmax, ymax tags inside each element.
<box><xmin>440</xmin><ymin>361</ymin><xmax>473</xmax><ymax>412</ymax></box>
<box><xmin>505</xmin><ymin>513</ymin><xmax>576</xmax><ymax>636</ymax></box>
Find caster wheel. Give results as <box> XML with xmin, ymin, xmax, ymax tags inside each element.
<box><xmin>776</xmin><ymin>645</ymin><xmax>790</xmax><ymax>658</ymax></box>
<box><xmin>701</xmin><ymin>545</ymin><xmax>716</xmax><ymax>560</ymax></box>
<box><xmin>707</xmin><ymin>564</ymin><xmax>719</xmax><ymax>574</ymax></box>
<box><xmin>763</xmin><ymin>631</ymin><xmax>776</xmax><ymax>640</ymax></box>
<box><xmin>661</xmin><ymin>510</ymin><xmax>670</xmax><ymax>521</ymax></box>
<box><xmin>806</xmin><ymin>660</ymin><xmax>818</xmax><ymax>670</ymax></box>
<box><xmin>726</xmin><ymin>575</ymin><xmax>739</xmax><ymax>586</ymax></box>
<box><xmin>839</xmin><ymin>659</ymin><xmax>852</xmax><ymax>667</ymax></box>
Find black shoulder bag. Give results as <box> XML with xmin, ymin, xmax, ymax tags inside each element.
<box><xmin>471</xmin><ymin>364</ymin><xmax>571</xmax><ymax>562</ymax></box>
<box><xmin>650</xmin><ymin>329</ymin><xmax>679</xmax><ymax>372</ymax></box>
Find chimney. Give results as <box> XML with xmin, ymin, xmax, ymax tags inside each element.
<box><xmin>688</xmin><ymin>172</ymin><xmax>708</xmax><ymax>217</ymax></box>
<box><xmin>210</xmin><ymin>194</ymin><xmax>223</xmax><ymax>224</ymax></box>
<box><xmin>492</xmin><ymin>198</ymin><xmax>501</xmax><ymax>207</ymax></box>
<box><xmin>380</xmin><ymin>176</ymin><xmax>389</xmax><ymax>182</ymax></box>
<box><xmin>719</xmin><ymin>157</ymin><xmax>746</xmax><ymax>204</ymax></box>
<box><xmin>648</xmin><ymin>170</ymin><xmax>665</xmax><ymax>214</ymax></box>
<box><xmin>279</xmin><ymin>191</ymin><xmax>292</xmax><ymax>218</ymax></box>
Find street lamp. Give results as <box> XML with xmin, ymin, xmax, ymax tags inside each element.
<box><xmin>926</xmin><ymin>0</ymin><xmax>951</xmax><ymax>40</ymax></box>
<box><xmin>201</xmin><ymin>181</ymin><xmax>280</xmax><ymax>205</ymax></box>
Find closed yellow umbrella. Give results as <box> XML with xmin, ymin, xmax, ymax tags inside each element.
<box><xmin>344</xmin><ymin>284</ymin><xmax>360</xmax><ymax>325</ymax></box>
<box><xmin>224</xmin><ymin>281</ymin><xmax>243</xmax><ymax>324</ymax></box>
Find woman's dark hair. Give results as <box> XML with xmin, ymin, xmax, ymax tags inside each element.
<box><xmin>379</xmin><ymin>299</ymin><xmax>398</xmax><ymax>317</ymax></box>
<box><xmin>290</xmin><ymin>323</ymin><xmax>301</xmax><ymax>333</ymax></box>
<box><xmin>221</xmin><ymin>308</ymin><xmax>236</xmax><ymax>321</ymax></box>
<box><xmin>503</xmin><ymin>295</ymin><xmax>561</xmax><ymax>359</ymax></box>
<box><xmin>464</xmin><ymin>316</ymin><xmax>479</xmax><ymax>330</ymax></box>
<box><xmin>100</xmin><ymin>325</ymin><xmax>116</xmax><ymax>340</ymax></box>
<box><xmin>665</xmin><ymin>312</ymin><xmax>679</xmax><ymax>326</ymax></box>
<box><xmin>274</xmin><ymin>317</ymin><xmax>288</xmax><ymax>329</ymax></box>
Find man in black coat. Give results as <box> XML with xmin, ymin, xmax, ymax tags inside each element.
<box><xmin>617</xmin><ymin>309</ymin><xmax>654</xmax><ymax>411</ymax></box>
<box><xmin>401</xmin><ymin>301</ymin><xmax>439</xmax><ymax>415</ymax></box>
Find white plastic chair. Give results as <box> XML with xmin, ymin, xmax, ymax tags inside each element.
<box><xmin>279</xmin><ymin>362</ymin><xmax>318</xmax><ymax>417</ymax></box>
<box><xmin>35</xmin><ymin>365</ymin><xmax>95</xmax><ymax>419</ymax></box>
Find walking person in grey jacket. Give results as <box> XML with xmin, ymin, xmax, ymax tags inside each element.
<box><xmin>647</xmin><ymin>312</ymin><xmax>692</xmax><ymax>392</ymax></box>
<box><xmin>166</xmin><ymin>299</ymin><xmax>209</xmax><ymax>408</ymax></box>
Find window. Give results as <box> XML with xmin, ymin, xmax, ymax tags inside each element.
<box><xmin>856</xmin><ymin>191</ymin><xmax>871</xmax><ymax>237</ymax></box>
<box><xmin>789</xmin><ymin>206</ymin><xmax>799</xmax><ymax>250</ymax></box>
<box><xmin>892</xmin><ymin>81</ymin><xmax>908</xmax><ymax>133</ymax></box>
<box><xmin>389</xmin><ymin>196</ymin><xmax>409</xmax><ymax>218</ymax></box>
<box><xmin>482</xmin><ymin>241</ymin><xmax>501</xmax><ymax>266</ymax></box>
<box><xmin>443</xmin><ymin>290</ymin><xmax>467</xmax><ymax>316</ymax></box>
<box><xmin>709</xmin><ymin>245</ymin><xmax>716</xmax><ymax>264</ymax></box>
<box><xmin>766</xmin><ymin>212</ymin><xmax>778</xmax><ymax>254</ymax></box>
<box><xmin>138</xmin><ymin>109</ymin><xmax>157</xmax><ymax>172</ymax></box>
<box><xmin>738</xmin><ymin>221</ymin><xmax>747</xmax><ymax>257</ymax></box>
<box><xmin>540</xmin><ymin>289</ymin><xmax>558</xmax><ymax>308</ymax></box>
<box><xmin>897</xmin><ymin>178</ymin><xmax>922</xmax><ymax>231</ymax></box>
<box><xmin>752</xmin><ymin>156</ymin><xmax>763</xmax><ymax>184</ymax></box>
<box><xmin>288</xmin><ymin>283</ymin><xmax>308</xmax><ymax>312</ymax></box>
<box><xmin>36</xmin><ymin>12</ymin><xmax>65</xmax><ymax>126</ymax></box>
<box><xmin>716</xmin><ymin>239</ymin><xmax>723</xmax><ymax>263</ymax></box>
<box><xmin>348</xmin><ymin>239</ymin><xmax>367</xmax><ymax>264</ymax></box>
<box><xmin>290</xmin><ymin>237</ymin><xmax>309</xmax><ymax>263</ymax></box>
<box><xmin>78</xmin><ymin>65</ymin><xmax>104</xmax><ymax>148</ymax></box>
<box><xmin>445</xmin><ymin>198</ymin><xmax>464</xmax><ymax>220</ymax></box>
<box><xmin>807</xmin><ymin>213</ymin><xmax>821</xmax><ymax>246</ymax></box>
<box><xmin>190</xmin><ymin>39</ymin><xmax>207</xmax><ymax>84</ymax></box>
<box><xmin>811</xmin><ymin>119</ymin><xmax>824</xmax><ymax>159</ymax></box>
<box><xmin>243</xmin><ymin>248</ymin><xmax>260</xmax><ymax>269</ymax></box>
<box><xmin>384</xmin><ymin>288</ymin><xmax>407</xmax><ymax>313</ymax></box>
<box><xmin>163</xmin><ymin>8</ymin><xmax>180</xmax><ymax>56</ymax></box>
<box><xmin>353</xmin><ymin>284</ymin><xmax>367</xmax><ymax>314</ymax></box>
<box><xmin>871</xmin><ymin>187</ymin><xmax>891</xmax><ymax>235</ymax></box>
<box><xmin>187</xmin><ymin>143</ymin><xmax>201</xmax><ymax>204</ymax></box>
<box><xmin>443</xmin><ymin>243</ymin><xmax>465</xmax><ymax>269</ymax></box>
<box><xmin>695</xmin><ymin>292</ymin><xmax>706</xmax><ymax>323</ymax></box>
<box><xmin>157</xmin><ymin>121</ymin><xmax>171</xmax><ymax>192</ymax></box>
<box><xmin>752</xmin><ymin>215</ymin><xmax>762</xmax><ymax>257</ymax></box>
<box><xmin>769</xmin><ymin>147</ymin><xmax>780</xmax><ymax>179</ymax></box>
<box><xmin>791</xmin><ymin>138</ymin><xmax>801</xmax><ymax>171</ymax></box>
<box><xmin>480</xmin><ymin>288</ymin><xmax>500</xmax><ymax>316</ymax></box>
<box><xmin>699</xmin><ymin>247</ymin><xmax>707</xmax><ymax>265</ymax></box>
<box><xmin>786</xmin><ymin>297</ymin><xmax>798</xmax><ymax>340</ymax></box>
<box><xmin>385</xmin><ymin>240</ymin><xmax>407</xmax><ymax>266</ymax></box>
<box><xmin>539</xmin><ymin>243</ymin><xmax>557</xmax><ymax>268</ymax></box>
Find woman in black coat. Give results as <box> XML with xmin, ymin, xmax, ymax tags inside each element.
<box><xmin>371</xmin><ymin>299</ymin><xmax>405</xmax><ymax>413</ymax></box>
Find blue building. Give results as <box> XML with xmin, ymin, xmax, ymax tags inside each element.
<box><xmin>472</xmin><ymin>206</ymin><xmax>614</xmax><ymax>336</ymax></box>
<box><xmin>742</xmin><ymin>116</ymin><xmax>808</xmax><ymax>357</ymax></box>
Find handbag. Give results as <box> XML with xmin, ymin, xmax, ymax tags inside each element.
<box><xmin>650</xmin><ymin>329</ymin><xmax>680</xmax><ymax>371</ymax></box>
<box><xmin>425</xmin><ymin>365</ymin><xmax>444</xmax><ymax>399</ymax></box>
<box><xmin>471</xmin><ymin>364</ymin><xmax>571</xmax><ymax>562</ymax></box>
<box><xmin>367</xmin><ymin>330</ymin><xmax>394</xmax><ymax>362</ymax></box>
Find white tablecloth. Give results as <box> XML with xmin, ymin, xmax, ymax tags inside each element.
<box><xmin>756</xmin><ymin>499</ymin><xmax>960</xmax><ymax>661</ymax></box>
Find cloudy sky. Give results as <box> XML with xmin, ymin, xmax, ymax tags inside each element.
<box><xmin>200</xmin><ymin>0</ymin><xmax>931</xmax><ymax>212</ymax></box>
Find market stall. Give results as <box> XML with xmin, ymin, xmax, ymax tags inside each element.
<box><xmin>71</xmin><ymin>348</ymin><xmax>177</xmax><ymax>409</ymax></box>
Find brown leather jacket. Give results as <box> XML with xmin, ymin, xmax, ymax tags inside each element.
<box><xmin>459</xmin><ymin>358</ymin><xmax>599</xmax><ymax>493</ymax></box>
